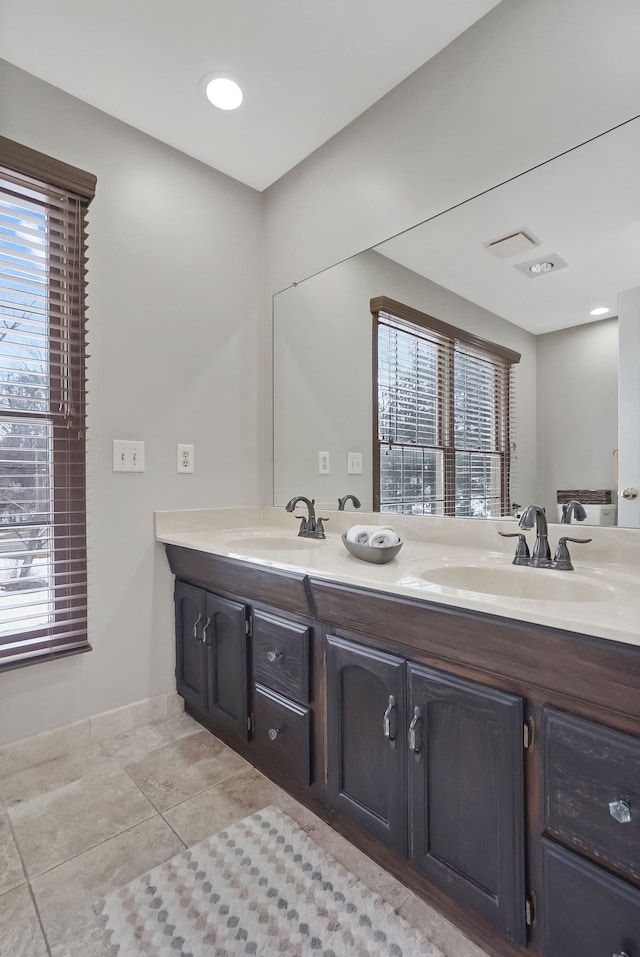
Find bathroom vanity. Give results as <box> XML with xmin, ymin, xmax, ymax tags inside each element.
<box><xmin>157</xmin><ymin>507</ymin><xmax>640</xmax><ymax>957</ymax></box>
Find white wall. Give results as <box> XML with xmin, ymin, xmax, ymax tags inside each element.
<box><xmin>536</xmin><ymin>319</ymin><xmax>619</xmax><ymax>518</ymax></box>
<box><xmin>274</xmin><ymin>249</ymin><xmax>537</xmax><ymax>511</ymax></box>
<box><xmin>0</xmin><ymin>61</ymin><xmax>264</xmax><ymax>745</ymax></box>
<box><xmin>264</xmin><ymin>0</ymin><xmax>640</xmax><ymax>293</ymax></box>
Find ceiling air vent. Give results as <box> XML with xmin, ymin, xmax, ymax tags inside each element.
<box><xmin>485</xmin><ymin>229</ymin><xmax>539</xmax><ymax>259</ymax></box>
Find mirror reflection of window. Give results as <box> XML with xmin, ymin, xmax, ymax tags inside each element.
<box><xmin>372</xmin><ymin>297</ymin><xmax>520</xmax><ymax>518</ymax></box>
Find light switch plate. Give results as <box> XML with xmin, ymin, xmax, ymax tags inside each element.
<box><xmin>347</xmin><ymin>451</ymin><xmax>363</xmax><ymax>474</ymax></box>
<box><xmin>113</xmin><ymin>440</ymin><xmax>145</xmax><ymax>472</ymax></box>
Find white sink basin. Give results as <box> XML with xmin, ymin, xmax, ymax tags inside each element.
<box><xmin>218</xmin><ymin>531</ymin><xmax>322</xmax><ymax>552</ymax></box>
<box><xmin>411</xmin><ymin>563</ymin><xmax>617</xmax><ymax>603</ymax></box>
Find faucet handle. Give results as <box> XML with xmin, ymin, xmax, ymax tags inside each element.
<box><xmin>314</xmin><ymin>517</ymin><xmax>329</xmax><ymax>537</ymax></box>
<box><xmin>551</xmin><ymin>535</ymin><xmax>592</xmax><ymax>571</ymax></box>
<box><xmin>499</xmin><ymin>531</ymin><xmax>531</xmax><ymax>566</ymax></box>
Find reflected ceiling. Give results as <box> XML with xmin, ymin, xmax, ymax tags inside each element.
<box><xmin>377</xmin><ymin>117</ymin><xmax>640</xmax><ymax>335</ymax></box>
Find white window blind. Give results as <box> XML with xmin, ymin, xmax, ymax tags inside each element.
<box><xmin>0</xmin><ymin>137</ymin><xmax>95</xmax><ymax>669</ymax></box>
<box><xmin>372</xmin><ymin>297</ymin><xmax>519</xmax><ymax>518</ymax></box>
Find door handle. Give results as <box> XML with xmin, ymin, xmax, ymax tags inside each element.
<box><xmin>408</xmin><ymin>706</ymin><xmax>422</xmax><ymax>754</ymax></box>
<box><xmin>201</xmin><ymin>616</ymin><xmax>212</xmax><ymax>644</ymax></box>
<box><xmin>192</xmin><ymin>614</ymin><xmax>202</xmax><ymax>640</ymax></box>
<box><xmin>383</xmin><ymin>694</ymin><xmax>397</xmax><ymax>742</ymax></box>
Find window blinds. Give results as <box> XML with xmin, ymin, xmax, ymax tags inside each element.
<box><xmin>0</xmin><ymin>138</ymin><xmax>95</xmax><ymax>669</ymax></box>
<box><xmin>372</xmin><ymin>297</ymin><xmax>519</xmax><ymax>518</ymax></box>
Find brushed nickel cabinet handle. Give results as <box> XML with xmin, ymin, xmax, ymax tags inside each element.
<box><xmin>201</xmin><ymin>616</ymin><xmax>212</xmax><ymax>644</ymax></box>
<box><xmin>192</xmin><ymin>614</ymin><xmax>202</xmax><ymax>640</ymax></box>
<box><xmin>268</xmin><ymin>727</ymin><xmax>280</xmax><ymax>741</ymax></box>
<box><xmin>613</xmin><ymin>951</ymin><xmax>630</xmax><ymax>957</ymax></box>
<box><xmin>383</xmin><ymin>694</ymin><xmax>397</xmax><ymax>741</ymax></box>
<box><xmin>408</xmin><ymin>706</ymin><xmax>422</xmax><ymax>754</ymax></box>
<box><xmin>266</xmin><ymin>650</ymin><xmax>282</xmax><ymax>663</ymax></box>
<box><xmin>608</xmin><ymin>799</ymin><xmax>631</xmax><ymax>824</ymax></box>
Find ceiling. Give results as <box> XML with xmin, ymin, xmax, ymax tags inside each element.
<box><xmin>377</xmin><ymin>116</ymin><xmax>640</xmax><ymax>335</ymax></box>
<box><xmin>0</xmin><ymin>0</ymin><xmax>500</xmax><ymax>191</ymax></box>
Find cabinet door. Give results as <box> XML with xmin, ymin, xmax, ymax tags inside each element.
<box><xmin>408</xmin><ymin>664</ymin><xmax>526</xmax><ymax>944</ymax></box>
<box><xmin>327</xmin><ymin>635</ymin><xmax>407</xmax><ymax>855</ymax></box>
<box><xmin>543</xmin><ymin>839</ymin><xmax>640</xmax><ymax>957</ymax></box>
<box><xmin>174</xmin><ymin>581</ymin><xmax>207</xmax><ymax>712</ymax></box>
<box><xmin>204</xmin><ymin>592</ymin><xmax>249</xmax><ymax>741</ymax></box>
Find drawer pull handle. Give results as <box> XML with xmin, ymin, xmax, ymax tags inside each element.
<box><xmin>192</xmin><ymin>614</ymin><xmax>202</xmax><ymax>640</ymax></box>
<box><xmin>608</xmin><ymin>800</ymin><xmax>631</xmax><ymax>824</ymax></box>
<box><xmin>383</xmin><ymin>695</ymin><xmax>397</xmax><ymax>742</ymax></box>
<box><xmin>613</xmin><ymin>952</ymin><xmax>630</xmax><ymax>957</ymax></box>
<box><xmin>408</xmin><ymin>706</ymin><xmax>422</xmax><ymax>754</ymax></box>
<box><xmin>268</xmin><ymin>727</ymin><xmax>280</xmax><ymax>741</ymax></box>
<box><xmin>266</xmin><ymin>650</ymin><xmax>282</xmax><ymax>663</ymax></box>
<box><xmin>201</xmin><ymin>616</ymin><xmax>212</xmax><ymax>644</ymax></box>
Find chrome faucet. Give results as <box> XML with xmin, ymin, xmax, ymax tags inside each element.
<box><xmin>561</xmin><ymin>500</ymin><xmax>587</xmax><ymax>524</ymax></box>
<box><xmin>285</xmin><ymin>496</ymin><xmax>328</xmax><ymax>539</ymax></box>
<box><xmin>518</xmin><ymin>504</ymin><xmax>551</xmax><ymax>567</ymax></box>
<box><xmin>338</xmin><ymin>494</ymin><xmax>361</xmax><ymax>511</ymax></box>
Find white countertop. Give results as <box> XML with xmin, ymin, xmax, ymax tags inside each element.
<box><xmin>155</xmin><ymin>506</ymin><xmax>640</xmax><ymax>648</ymax></box>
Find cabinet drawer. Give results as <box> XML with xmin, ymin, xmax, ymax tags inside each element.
<box><xmin>253</xmin><ymin>610</ymin><xmax>310</xmax><ymax>704</ymax></box>
<box><xmin>254</xmin><ymin>684</ymin><xmax>311</xmax><ymax>786</ymax></box>
<box><xmin>543</xmin><ymin>839</ymin><xmax>640</xmax><ymax>957</ymax></box>
<box><xmin>543</xmin><ymin>707</ymin><xmax>640</xmax><ymax>877</ymax></box>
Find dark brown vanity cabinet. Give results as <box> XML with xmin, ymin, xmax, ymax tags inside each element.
<box><xmin>408</xmin><ymin>664</ymin><xmax>526</xmax><ymax>944</ymax></box>
<box><xmin>252</xmin><ymin>610</ymin><xmax>312</xmax><ymax>787</ymax></box>
<box><xmin>168</xmin><ymin>546</ymin><xmax>640</xmax><ymax>957</ymax></box>
<box><xmin>174</xmin><ymin>580</ymin><xmax>249</xmax><ymax>742</ymax></box>
<box><xmin>326</xmin><ymin>635</ymin><xmax>526</xmax><ymax>944</ymax></box>
<box><xmin>542</xmin><ymin>707</ymin><xmax>640</xmax><ymax>954</ymax></box>
<box><xmin>326</xmin><ymin>635</ymin><xmax>407</xmax><ymax>854</ymax></box>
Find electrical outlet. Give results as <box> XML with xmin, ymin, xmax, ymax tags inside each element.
<box><xmin>347</xmin><ymin>451</ymin><xmax>363</xmax><ymax>474</ymax></box>
<box><xmin>318</xmin><ymin>451</ymin><xmax>330</xmax><ymax>474</ymax></box>
<box><xmin>177</xmin><ymin>444</ymin><xmax>195</xmax><ymax>474</ymax></box>
<box><xmin>113</xmin><ymin>440</ymin><xmax>145</xmax><ymax>472</ymax></box>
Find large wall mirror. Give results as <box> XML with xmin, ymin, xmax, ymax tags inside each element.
<box><xmin>274</xmin><ymin>116</ymin><xmax>640</xmax><ymax>527</ymax></box>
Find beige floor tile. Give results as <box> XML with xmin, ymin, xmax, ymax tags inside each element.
<box><xmin>123</xmin><ymin>727</ymin><xmax>250</xmax><ymax>811</ymax></box>
<box><xmin>7</xmin><ymin>753</ymin><xmax>155</xmax><ymax>877</ymax></box>
<box><xmin>32</xmin><ymin>814</ymin><xmax>185</xmax><ymax>957</ymax></box>
<box><xmin>0</xmin><ymin>743</ymin><xmax>106</xmax><ymax>807</ymax></box>
<box><xmin>0</xmin><ymin>809</ymin><xmax>25</xmax><ymax>895</ymax></box>
<box><xmin>0</xmin><ymin>719</ymin><xmax>91</xmax><ymax>779</ymax></box>
<box><xmin>163</xmin><ymin>766</ymin><xmax>284</xmax><ymax>844</ymax></box>
<box><xmin>166</xmin><ymin>690</ymin><xmax>185</xmax><ymax>718</ymax></box>
<box><xmin>100</xmin><ymin>711</ymin><xmax>201</xmax><ymax>765</ymax></box>
<box><xmin>90</xmin><ymin>693</ymin><xmax>171</xmax><ymax>743</ymax></box>
<box><xmin>398</xmin><ymin>889</ymin><xmax>491</xmax><ymax>957</ymax></box>
<box><xmin>0</xmin><ymin>884</ymin><xmax>48</xmax><ymax>957</ymax></box>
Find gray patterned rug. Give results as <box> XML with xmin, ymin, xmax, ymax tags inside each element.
<box><xmin>95</xmin><ymin>804</ymin><xmax>442</xmax><ymax>956</ymax></box>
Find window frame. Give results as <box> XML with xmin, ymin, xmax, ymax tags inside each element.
<box><xmin>0</xmin><ymin>137</ymin><xmax>96</xmax><ymax>670</ymax></box>
<box><xmin>371</xmin><ymin>296</ymin><xmax>520</xmax><ymax>517</ymax></box>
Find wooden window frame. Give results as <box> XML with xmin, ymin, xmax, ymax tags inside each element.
<box><xmin>0</xmin><ymin>137</ymin><xmax>96</xmax><ymax>670</ymax></box>
<box><xmin>371</xmin><ymin>296</ymin><xmax>520</xmax><ymax>517</ymax></box>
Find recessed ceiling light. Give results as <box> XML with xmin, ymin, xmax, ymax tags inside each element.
<box><xmin>590</xmin><ymin>306</ymin><xmax>611</xmax><ymax>317</ymax></box>
<box><xmin>204</xmin><ymin>76</ymin><xmax>243</xmax><ymax>111</ymax></box>
<box><xmin>529</xmin><ymin>261</ymin><xmax>554</xmax><ymax>274</ymax></box>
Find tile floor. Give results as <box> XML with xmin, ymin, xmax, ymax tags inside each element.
<box><xmin>0</xmin><ymin>709</ymin><xmax>490</xmax><ymax>957</ymax></box>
